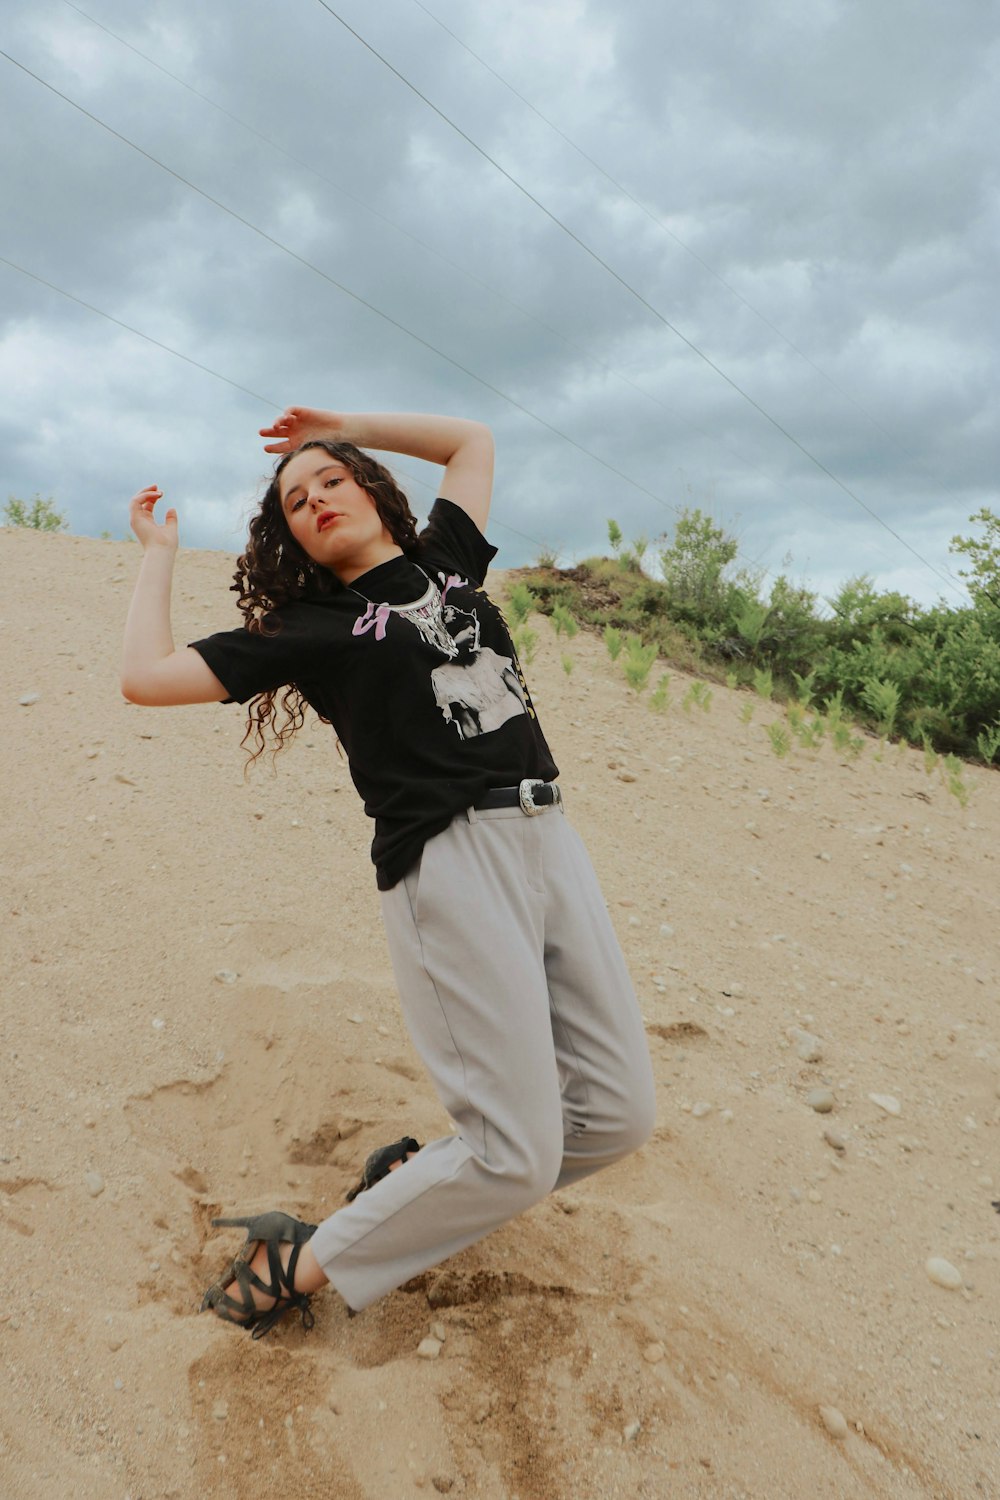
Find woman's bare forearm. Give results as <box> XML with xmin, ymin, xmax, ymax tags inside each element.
<box><xmin>338</xmin><ymin>412</ymin><xmax>492</xmax><ymax>467</ymax></box>
<box><xmin>122</xmin><ymin>547</ymin><xmax>177</xmax><ymax>688</ymax></box>
<box><xmin>261</xmin><ymin>407</ymin><xmax>492</xmax><ymax>467</ymax></box>
<box><xmin>260</xmin><ymin>407</ymin><xmax>495</xmax><ymax>527</ymax></box>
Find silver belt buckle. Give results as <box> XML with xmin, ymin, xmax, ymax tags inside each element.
<box><xmin>518</xmin><ymin>778</ymin><xmax>560</xmax><ymax>815</ymax></box>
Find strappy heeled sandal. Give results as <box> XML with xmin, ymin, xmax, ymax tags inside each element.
<box><xmin>345</xmin><ymin>1136</ymin><xmax>422</xmax><ymax>1202</ymax></box>
<box><xmin>200</xmin><ymin>1210</ymin><xmax>318</xmax><ymax>1340</ymax></box>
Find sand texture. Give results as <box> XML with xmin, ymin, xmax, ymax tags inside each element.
<box><xmin>2</xmin><ymin>527</ymin><xmax>998</xmax><ymax>1499</ymax></box>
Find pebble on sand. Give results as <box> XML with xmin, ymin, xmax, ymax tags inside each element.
<box><xmin>819</xmin><ymin>1405</ymin><xmax>849</xmax><ymax>1439</ymax></box>
<box><xmin>85</xmin><ymin>1171</ymin><xmax>105</xmax><ymax>1197</ymax></box>
<box><xmin>214</xmin><ymin>970</ymin><xmax>238</xmax><ymax>985</ymax></box>
<box><xmin>868</xmin><ymin>1093</ymin><xmax>901</xmax><ymax>1116</ymax></box>
<box><xmin>643</xmin><ymin>1342</ymin><xmax>666</xmax><ymax>1364</ymax></box>
<box><xmin>417</xmin><ymin>1337</ymin><xmax>443</xmax><ymax>1360</ymax></box>
<box><xmin>789</xmin><ymin>1028</ymin><xmax>824</xmax><ymax>1063</ymax></box>
<box><xmin>925</xmin><ymin>1257</ymin><xmax>963</xmax><ymax>1290</ymax></box>
<box><xmin>18</xmin><ymin>693</ymin><xmax>40</xmax><ymax>706</ymax></box>
<box><xmin>807</xmin><ymin>1088</ymin><xmax>835</xmax><ymax>1113</ymax></box>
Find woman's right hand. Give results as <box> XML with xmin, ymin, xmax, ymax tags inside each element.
<box><xmin>129</xmin><ymin>486</ymin><xmax>178</xmax><ymax>552</ymax></box>
<box><xmin>260</xmin><ymin>406</ymin><xmax>344</xmax><ymax>454</ymax></box>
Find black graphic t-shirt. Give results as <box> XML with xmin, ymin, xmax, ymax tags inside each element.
<box><xmin>190</xmin><ymin>499</ymin><xmax>559</xmax><ymax>889</ymax></box>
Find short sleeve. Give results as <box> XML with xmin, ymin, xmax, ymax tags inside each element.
<box><xmin>189</xmin><ymin>614</ymin><xmax>313</xmax><ymax>705</ymax></box>
<box><xmin>414</xmin><ymin>499</ymin><xmax>498</xmax><ymax>586</ymax></box>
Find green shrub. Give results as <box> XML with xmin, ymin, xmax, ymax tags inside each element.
<box><xmin>861</xmin><ymin>677</ymin><xmax>901</xmax><ymax>737</ymax></box>
<box><xmin>551</xmin><ymin>603</ymin><xmax>579</xmax><ymax>638</ymax></box>
<box><xmin>513</xmin><ymin>625</ymin><xmax>539</xmax><ymax>666</ymax></box>
<box><xmin>765</xmin><ymin>722</ymin><xmax>791</xmax><ymax>758</ymax></box>
<box><xmin>791</xmin><ymin>667</ymin><xmax>819</xmax><ymax>706</ymax></box>
<box><xmin>950</xmin><ymin>508</ymin><xmax>1000</xmax><ymax>608</ymax></box>
<box><xmin>753</xmin><ymin>667</ymin><xmax>774</xmax><ymax>700</ymax></box>
<box><xmin>505</xmin><ymin>582</ymin><xmax>534</xmax><ymax>628</ymax></box>
<box><xmin>622</xmin><ymin>635</ymin><xmax>658</xmax><ymax>692</ymax></box>
<box><xmin>604</xmin><ymin>625</ymin><xmax>623</xmax><ymax>660</ymax></box>
<box><xmin>650</xmin><ymin>674</ymin><xmax>670</xmax><ymax>713</ymax></box>
<box><xmin>658</xmin><ymin>508</ymin><xmax>739</xmax><ymax>628</ymax></box>
<box><xmin>732</xmin><ymin>591</ymin><xmax>770</xmax><ymax>652</ymax></box>
<box><xmin>682</xmin><ymin>681</ymin><xmax>712</xmax><ymax>713</ymax></box>
<box><xmin>975</xmin><ymin>715</ymin><xmax>1000</xmax><ymax>764</ymax></box>
<box><xmin>4</xmin><ymin>494</ymin><xmax>67</xmax><ymax>531</ymax></box>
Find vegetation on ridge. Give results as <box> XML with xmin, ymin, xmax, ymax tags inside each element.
<box><xmin>513</xmin><ymin>508</ymin><xmax>1000</xmax><ymax>768</ymax></box>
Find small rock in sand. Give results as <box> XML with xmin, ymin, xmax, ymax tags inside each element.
<box><xmin>623</xmin><ymin>1419</ymin><xmax>641</xmax><ymax>1442</ymax></box>
<box><xmin>790</xmin><ymin>1028</ymin><xmax>824</xmax><ymax>1063</ymax></box>
<box><xmin>869</xmin><ymin>1093</ymin><xmax>901</xmax><ymax>1116</ymax></box>
<box><xmin>925</xmin><ymin>1258</ymin><xmax>963</xmax><ymax>1290</ymax></box>
<box><xmin>823</xmin><ymin>1128</ymin><xmax>848</xmax><ymax>1153</ymax></box>
<box><xmin>807</xmin><ymin>1088</ymin><xmax>835</xmax><ymax>1113</ymax></box>
<box><xmin>417</xmin><ymin>1337</ymin><xmax>443</xmax><ymax>1360</ymax></box>
<box><xmin>214</xmin><ymin>970</ymin><xmax>238</xmax><ymax>985</ymax></box>
<box><xmin>691</xmin><ymin>1101</ymin><xmax>713</xmax><ymax>1118</ymax></box>
<box><xmin>85</xmin><ymin>1171</ymin><xmax>105</xmax><ymax>1197</ymax></box>
<box><xmin>18</xmin><ymin>693</ymin><xmax>40</xmax><ymax>706</ymax></box>
<box><xmin>819</xmin><ymin>1405</ymin><xmax>848</xmax><ymax>1439</ymax></box>
<box><xmin>643</xmin><ymin>1342</ymin><xmax>666</xmax><ymax>1364</ymax></box>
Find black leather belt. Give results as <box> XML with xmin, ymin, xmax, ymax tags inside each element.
<box><xmin>474</xmin><ymin>779</ymin><xmax>563</xmax><ymax>816</ymax></box>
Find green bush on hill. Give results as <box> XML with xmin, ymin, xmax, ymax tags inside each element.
<box><xmin>517</xmin><ymin>506</ymin><xmax>1000</xmax><ymax>764</ymax></box>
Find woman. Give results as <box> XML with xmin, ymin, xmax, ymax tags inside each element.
<box><xmin>122</xmin><ymin>407</ymin><xmax>656</xmax><ymax>1338</ymax></box>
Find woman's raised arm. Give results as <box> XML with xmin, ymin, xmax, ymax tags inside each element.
<box><xmin>120</xmin><ymin>486</ymin><xmax>229</xmax><ymax>706</ymax></box>
<box><xmin>260</xmin><ymin>408</ymin><xmax>495</xmax><ymax>531</ymax></box>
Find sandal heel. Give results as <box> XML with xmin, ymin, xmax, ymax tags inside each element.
<box><xmin>201</xmin><ymin>1210</ymin><xmax>319</xmax><ymax>1338</ymax></box>
<box><xmin>345</xmin><ymin>1135</ymin><xmax>423</xmax><ymax>1201</ymax></box>
<box><xmin>211</xmin><ymin>1211</ymin><xmax>316</xmax><ymax>1243</ymax></box>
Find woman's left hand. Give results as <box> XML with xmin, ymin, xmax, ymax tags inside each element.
<box><xmin>260</xmin><ymin>406</ymin><xmax>344</xmax><ymax>454</ymax></box>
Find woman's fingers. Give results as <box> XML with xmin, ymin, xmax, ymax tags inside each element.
<box><xmin>129</xmin><ymin>486</ymin><xmax>161</xmax><ymax>519</ymax></box>
<box><xmin>260</xmin><ymin>409</ymin><xmax>299</xmax><ymax>453</ymax></box>
<box><xmin>129</xmin><ymin>486</ymin><xmax>177</xmax><ymax>547</ymax></box>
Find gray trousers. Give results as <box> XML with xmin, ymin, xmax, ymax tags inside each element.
<box><xmin>311</xmin><ymin>801</ymin><xmax>657</xmax><ymax>1311</ymax></box>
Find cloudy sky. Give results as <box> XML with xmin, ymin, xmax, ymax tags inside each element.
<box><xmin>2</xmin><ymin>0</ymin><xmax>997</xmax><ymax>607</ymax></box>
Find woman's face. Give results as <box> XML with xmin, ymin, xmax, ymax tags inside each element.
<box><xmin>278</xmin><ymin>450</ymin><xmax>399</xmax><ymax>582</ymax></box>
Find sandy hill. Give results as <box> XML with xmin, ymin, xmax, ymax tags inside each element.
<box><xmin>1</xmin><ymin>525</ymin><xmax>998</xmax><ymax>1500</ymax></box>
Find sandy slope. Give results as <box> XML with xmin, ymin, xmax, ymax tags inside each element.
<box><xmin>1</xmin><ymin>525</ymin><xmax>998</xmax><ymax>1500</ymax></box>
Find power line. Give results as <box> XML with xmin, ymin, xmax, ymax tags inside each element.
<box><xmin>0</xmin><ymin>252</ymin><xmax>548</xmax><ymax>557</ymax></box>
<box><xmin>0</xmin><ymin>44</ymin><xmax>690</xmax><ymax>531</ymax></box>
<box><xmin>1</xmin><ymin>36</ymin><xmax>956</xmax><ymax>596</ymax></box>
<box><xmin>312</xmin><ymin>2</ymin><xmax>964</xmax><ymax>600</ymax></box>
<box><xmin>409</xmin><ymin>0</ymin><xmax>936</xmax><ymax>471</ymax></box>
<box><xmin>55</xmin><ymin>0</ymin><xmax>792</xmax><ymax>533</ymax></box>
<box><xmin>1</xmin><ymin>254</ymin><xmax>274</xmax><ymax>406</ymax></box>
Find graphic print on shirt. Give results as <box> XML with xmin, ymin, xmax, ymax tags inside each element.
<box><xmin>351</xmin><ymin>569</ymin><xmax>531</xmax><ymax>741</ymax></box>
<box><xmin>429</xmin><ymin>603</ymin><xmax>530</xmax><ymax>740</ymax></box>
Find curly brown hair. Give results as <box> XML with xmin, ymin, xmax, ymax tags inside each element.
<box><xmin>231</xmin><ymin>441</ymin><xmax>418</xmax><ymax>768</ymax></box>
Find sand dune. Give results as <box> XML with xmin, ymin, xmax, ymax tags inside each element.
<box><xmin>2</xmin><ymin>526</ymin><xmax>998</xmax><ymax>1499</ymax></box>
